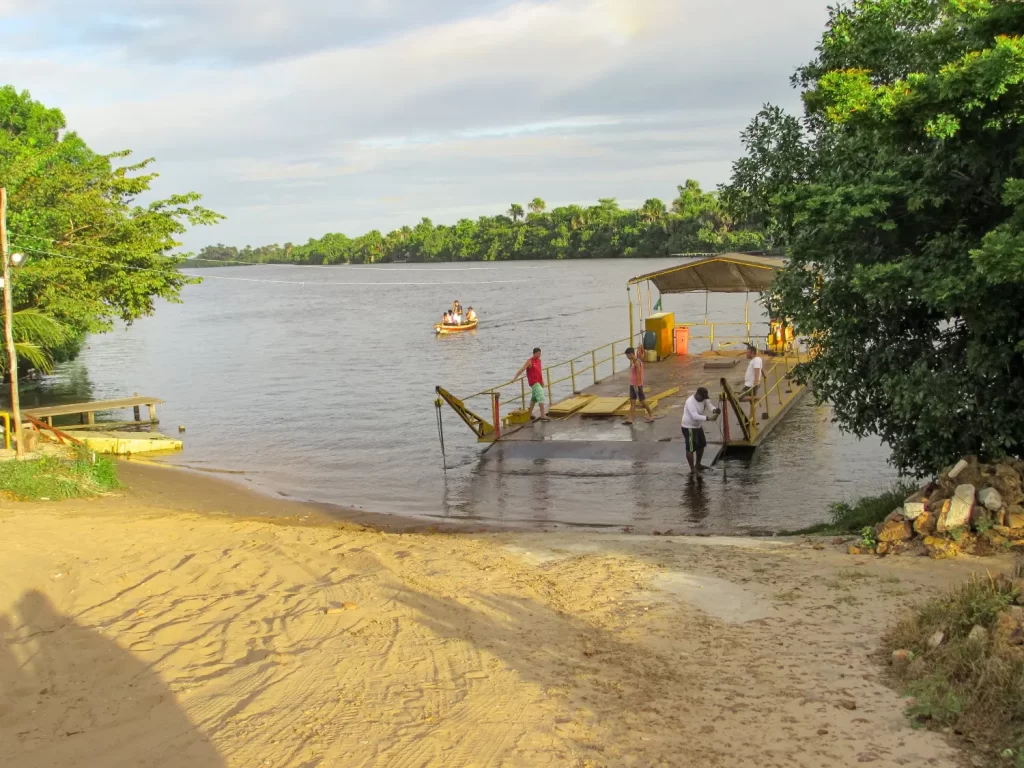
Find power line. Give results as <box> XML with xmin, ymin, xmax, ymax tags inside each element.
<box><xmin>6</xmin><ymin>243</ymin><xmax>534</xmax><ymax>287</ymax></box>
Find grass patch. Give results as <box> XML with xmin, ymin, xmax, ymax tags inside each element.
<box><xmin>784</xmin><ymin>481</ymin><xmax>919</xmax><ymax>536</ymax></box>
<box><xmin>0</xmin><ymin>449</ymin><xmax>120</xmax><ymax>501</ymax></box>
<box><xmin>882</xmin><ymin>566</ymin><xmax>1024</xmax><ymax>765</ymax></box>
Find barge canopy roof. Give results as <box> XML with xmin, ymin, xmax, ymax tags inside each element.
<box><xmin>628</xmin><ymin>253</ymin><xmax>786</xmax><ymax>294</ymax></box>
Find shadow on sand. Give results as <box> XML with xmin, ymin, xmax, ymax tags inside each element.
<box><xmin>0</xmin><ymin>590</ymin><xmax>224</xmax><ymax>768</ymax></box>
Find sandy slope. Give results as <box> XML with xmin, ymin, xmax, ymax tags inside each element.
<box><xmin>0</xmin><ymin>466</ymin><xmax>994</xmax><ymax>767</ymax></box>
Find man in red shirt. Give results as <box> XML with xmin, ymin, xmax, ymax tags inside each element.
<box><xmin>515</xmin><ymin>347</ymin><xmax>550</xmax><ymax>421</ymax></box>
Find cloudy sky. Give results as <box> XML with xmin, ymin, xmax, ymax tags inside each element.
<box><xmin>0</xmin><ymin>0</ymin><xmax>829</xmax><ymax>251</ymax></box>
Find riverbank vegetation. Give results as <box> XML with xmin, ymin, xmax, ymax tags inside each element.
<box><xmin>788</xmin><ymin>482</ymin><xmax>918</xmax><ymax>537</ymax></box>
<box><xmin>191</xmin><ymin>181</ymin><xmax>768</xmax><ymax>266</ymax></box>
<box><xmin>0</xmin><ymin>85</ymin><xmax>220</xmax><ymax>376</ymax></box>
<box><xmin>883</xmin><ymin>567</ymin><xmax>1024</xmax><ymax>766</ymax></box>
<box><xmin>723</xmin><ymin>0</ymin><xmax>1024</xmax><ymax>475</ymax></box>
<box><xmin>0</xmin><ymin>449</ymin><xmax>119</xmax><ymax>501</ymax></box>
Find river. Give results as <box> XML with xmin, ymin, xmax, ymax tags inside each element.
<box><xmin>20</xmin><ymin>258</ymin><xmax>898</xmax><ymax>532</ymax></box>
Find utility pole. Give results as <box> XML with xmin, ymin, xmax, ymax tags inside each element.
<box><xmin>0</xmin><ymin>188</ymin><xmax>23</xmax><ymax>457</ymax></box>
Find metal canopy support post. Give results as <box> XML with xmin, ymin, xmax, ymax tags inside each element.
<box><xmin>627</xmin><ymin>285</ymin><xmax>634</xmax><ymax>343</ymax></box>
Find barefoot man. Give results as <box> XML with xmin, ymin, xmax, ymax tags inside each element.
<box><xmin>624</xmin><ymin>347</ymin><xmax>654</xmax><ymax>424</ymax></box>
<box><xmin>739</xmin><ymin>344</ymin><xmax>763</xmax><ymax>402</ymax></box>
<box><xmin>681</xmin><ymin>386</ymin><xmax>719</xmax><ymax>473</ymax></box>
<box><xmin>515</xmin><ymin>347</ymin><xmax>550</xmax><ymax>421</ymax></box>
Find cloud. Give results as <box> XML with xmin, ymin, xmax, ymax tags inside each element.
<box><xmin>0</xmin><ymin>0</ymin><xmax>830</xmax><ymax>249</ymax></box>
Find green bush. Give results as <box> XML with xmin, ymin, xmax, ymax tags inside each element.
<box><xmin>786</xmin><ymin>481</ymin><xmax>918</xmax><ymax>535</ymax></box>
<box><xmin>0</xmin><ymin>449</ymin><xmax>120</xmax><ymax>500</ymax></box>
<box><xmin>884</xmin><ymin>571</ymin><xmax>1024</xmax><ymax>765</ymax></box>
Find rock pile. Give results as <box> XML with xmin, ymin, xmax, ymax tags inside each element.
<box><xmin>849</xmin><ymin>456</ymin><xmax>1024</xmax><ymax>559</ymax></box>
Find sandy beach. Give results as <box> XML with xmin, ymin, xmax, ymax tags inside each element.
<box><xmin>0</xmin><ymin>461</ymin><xmax>997</xmax><ymax>767</ymax></box>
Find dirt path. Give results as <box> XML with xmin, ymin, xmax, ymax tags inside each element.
<box><xmin>0</xmin><ymin>476</ymin><xmax>994</xmax><ymax>766</ymax></box>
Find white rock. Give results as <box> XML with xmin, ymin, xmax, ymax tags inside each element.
<box><xmin>927</xmin><ymin>630</ymin><xmax>945</xmax><ymax>649</ymax></box>
<box><xmin>978</xmin><ymin>487</ymin><xmax>1004</xmax><ymax>512</ymax></box>
<box><xmin>967</xmin><ymin>624</ymin><xmax>989</xmax><ymax>645</ymax></box>
<box><xmin>949</xmin><ymin>459</ymin><xmax>970</xmax><ymax>479</ymax></box>
<box><xmin>939</xmin><ymin>485</ymin><xmax>974</xmax><ymax>532</ymax></box>
<box><xmin>904</xmin><ymin>501</ymin><xmax>927</xmax><ymax>520</ymax></box>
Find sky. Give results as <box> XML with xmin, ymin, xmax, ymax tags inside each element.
<box><xmin>0</xmin><ymin>0</ymin><xmax>831</xmax><ymax>251</ymax></box>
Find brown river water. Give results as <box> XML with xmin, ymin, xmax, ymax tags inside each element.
<box><xmin>19</xmin><ymin>259</ymin><xmax>898</xmax><ymax>533</ymax></box>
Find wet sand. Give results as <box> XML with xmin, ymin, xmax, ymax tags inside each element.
<box><xmin>0</xmin><ymin>461</ymin><xmax>996</xmax><ymax>767</ymax></box>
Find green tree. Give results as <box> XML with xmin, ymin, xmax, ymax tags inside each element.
<box><xmin>200</xmin><ymin>192</ymin><xmax>767</xmax><ymax>266</ymax></box>
<box><xmin>0</xmin><ymin>85</ymin><xmax>220</xmax><ymax>369</ymax></box>
<box><xmin>727</xmin><ymin>0</ymin><xmax>1024</xmax><ymax>473</ymax></box>
<box><xmin>0</xmin><ymin>309</ymin><xmax>69</xmax><ymax>375</ymax></box>
<box><xmin>639</xmin><ymin>198</ymin><xmax>666</xmax><ymax>224</ymax></box>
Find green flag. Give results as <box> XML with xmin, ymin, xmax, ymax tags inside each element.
<box><xmin>653</xmin><ymin>297</ymin><xmax>662</xmax><ymax>312</ymax></box>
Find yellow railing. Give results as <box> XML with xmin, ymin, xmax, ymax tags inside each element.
<box><xmin>675</xmin><ymin>321</ymin><xmax>771</xmax><ymax>353</ymax></box>
<box><xmin>463</xmin><ymin>336</ymin><xmax>632</xmax><ymax>413</ymax></box>
<box><xmin>449</xmin><ymin>321</ymin><xmax>806</xmax><ymax>441</ymax></box>
<box><xmin>744</xmin><ymin>348</ymin><xmax>805</xmax><ymax>441</ymax></box>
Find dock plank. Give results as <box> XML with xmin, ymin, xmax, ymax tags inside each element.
<box><xmin>579</xmin><ymin>397</ymin><xmax>630</xmax><ymax>416</ymax></box>
<box><xmin>549</xmin><ymin>395</ymin><xmax>596</xmax><ymax>417</ymax></box>
<box><xmin>612</xmin><ymin>386</ymin><xmax>681</xmax><ymax>415</ymax></box>
<box><xmin>23</xmin><ymin>396</ymin><xmax>164</xmax><ymax>419</ymax></box>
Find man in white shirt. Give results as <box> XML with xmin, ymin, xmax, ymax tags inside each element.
<box><xmin>739</xmin><ymin>344</ymin><xmax>763</xmax><ymax>401</ymax></box>
<box><xmin>681</xmin><ymin>386</ymin><xmax>719</xmax><ymax>473</ymax></box>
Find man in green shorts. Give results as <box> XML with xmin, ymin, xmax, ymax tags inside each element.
<box><xmin>515</xmin><ymin>347</ymin><xmax>550</xmax><ymax>421</ymax></box>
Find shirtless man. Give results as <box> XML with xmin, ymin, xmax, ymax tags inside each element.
<box><xmin>624</xmin><ymin>347</ymin><xmax>654</xmax><ymax>424</ymax></box>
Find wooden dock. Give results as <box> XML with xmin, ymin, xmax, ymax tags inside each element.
<box><xmin>497</xmin><ymin>350</ymin><xmax>806</xmax><ymax>462</ymax></box>
<box><xmin>23</xmin><ymin>396</ymin><xmax>163</xmax><ymax>427</ymax></box>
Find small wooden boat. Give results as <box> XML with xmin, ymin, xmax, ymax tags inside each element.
<box><xmin>435</xmin><ymin>319</ymin><xmax>478</xmax><ymax>335</ymax></box>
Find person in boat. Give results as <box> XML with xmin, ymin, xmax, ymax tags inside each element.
<box><xmin>465</xmin><ymin>307</ymin><xmax>477</xmax><ymax>323</ymax></box>
<box><xmin>453</xmin><ymin>310</ymin><xmax>462</xmax><ymax>325</ymax></box>
<box><xmin>452</xmin><ymin>300</ymin><xmax>462</xmax><ymax>317</ymax></box>
<box><xmin>441</xmin><ymin>311</ymin><xmax>452</xmax><ymax>325</ymax></box>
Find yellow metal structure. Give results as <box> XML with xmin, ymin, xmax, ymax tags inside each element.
<box><xmin>503</xmin><ymin>409</ymin><xmax>532</xmax><ymax>427</ymax></box>
<box><xmin>436</xmin><ymin>386</ymin><xmax>496</xmax><ymax>442</ymax></box>
<box><xmin>611</xmin><ymin>386</ymin><xmax>680</xmax><ymax>415</ymax></box>
<box><xmin>644</xmin><ymin>312</ymin><xmax>675</xmax><ymax>359</ymax></box>
<box><xmin>64</xmin><ymin>430</ymin><xmax>183</xmax><ymax>456</ymax></box>
<box><xmin>549</xmin><ymin>394</ymin><xmax>596</xmax><ymax>417</ymax></box>
<box><xmin>579</xmin><ymin>397</ymin><xmax>630</xmax><ymax>416</ymax></box>
<box><xmin>0</xmin><ymin>411</ymin><xmax>9</xmax><ymax>450</ymax></box>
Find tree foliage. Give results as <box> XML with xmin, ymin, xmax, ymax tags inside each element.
<box><xmin>194</xmin><ymin>183</ymin><xmax>767</xmax><ymax>267</ymax></box>
<box><xmin>0</xmin><ymin>85</ymin><xmax>221</xmax><ymax>372</ymax></box>
<box><xmin>725</xmin><ymin>0</ymin><xmax>1024</xmax><ymax>473</ymax></box>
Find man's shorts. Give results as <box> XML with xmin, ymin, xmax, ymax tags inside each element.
<box><xmin>629</xmin><ymin>385</ymin><xmax>646</xmax><ymax>401</ymax></box>
<box><xmin>739</xmin><ymin>384</ymin><xmax>759</xmax><ymax>400</ymax></box>
<box><xmin>531</xmin><ymin>383</ymin><xmax>546</xmax><ymax>404</ymax></box>
<box><xmin>681</xmin><ymin>427</ymin><xmax>707</xmax><ymax>453</ymax></box>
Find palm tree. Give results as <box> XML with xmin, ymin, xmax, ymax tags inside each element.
<box><xmin>640</xmin><ymin>198</ymin><xmax>667</xmax><ymax>225</ymax></box>
<box><xmin>528</xmin><ymin>198</ymin><xmax>546</xmax><ymax>215</ymax></box>
<box><xmin>508</xmin><ymin>203</ymin><xmax>525</xmax><ymax>222</ymax></box>
<box><xmin>0</xmin><ymin>309</ymin><xmax>69</xmax><ymax>377</ymax></box>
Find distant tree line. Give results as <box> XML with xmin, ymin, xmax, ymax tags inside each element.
<box><xmin>190</xmin><ymin>181</ymin><xmax>768</xmax><ymax>267</ymax></box>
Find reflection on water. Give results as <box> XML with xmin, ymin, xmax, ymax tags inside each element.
<box><xmin>439</xmin><ymin>394</ymin><xmax>896</xmax><ymax>533</ymax></box>
<box><xmin>18</xmin><ymin>259</ymin><xmax>897</xmax><ymax>532</ymax></box>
